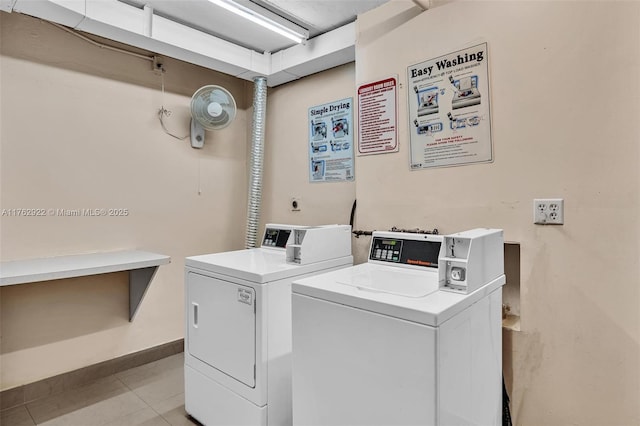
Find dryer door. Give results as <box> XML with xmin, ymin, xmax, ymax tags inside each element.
<box><xmin>187</xmin><ymin>272</ymin><xmax>256</xmax><ymax>388</ymax></box>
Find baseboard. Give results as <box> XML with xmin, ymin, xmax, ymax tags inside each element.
<box><xmin>0</xmin><ymin>338</ymin><xmax>184</xmax><ymax>411</ymax></box>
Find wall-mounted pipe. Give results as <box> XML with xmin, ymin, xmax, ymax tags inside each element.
<box><xmin>143</xmin><ymin>4</ymin><xmax>153</xmax><ymax>37</ymax></box>
<box><xmin>245</xmin><ymin>76</ymin><xmax>268</xmax><ymax>248</ymax></box>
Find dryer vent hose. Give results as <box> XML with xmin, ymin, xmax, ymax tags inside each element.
<box><xmin>245</xmin><ymin>76</ymin><xmax>267</xmax><ymax>249</ymax></box>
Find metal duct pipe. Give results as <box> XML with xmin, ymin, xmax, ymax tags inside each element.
<box><xmin>245</xmin><ymin>76</ymin><xmax>268</xmax><ymax>248</ymax></box>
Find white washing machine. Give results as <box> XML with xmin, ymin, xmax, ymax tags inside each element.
<box><xmin>184</xmin><ymin>224</ymin><xmax>353</xmax><ymax>426</ymax></box>
<box><xmin>291</xmin><ymin>228</ymin><xmax>505</xmax><ymax>426</ymax></box>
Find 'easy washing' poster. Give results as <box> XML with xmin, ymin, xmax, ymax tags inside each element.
<box><xmin>407</xmin><ymin>43</ymin><xmax>492</xmax><ymax>170</ymax></box>
<box><xmin>308</xmin><ymin>98</ymin><xmax>354</xmax><ymax>182</ymax></box>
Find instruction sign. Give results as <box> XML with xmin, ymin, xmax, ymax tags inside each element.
<box><xmin>357</xmin><ymin>76</ymin><xmax>398</xmax><ymax>155</ymax></box>
<box><xmin>308</xmin><ymin>98</ymin><xmax>354</xmax><ymax>182</ymax></box>
<box><xmin>407</xmin><ymin>42</ymin><xmax>492</xmax><ymax>169</ymax></box>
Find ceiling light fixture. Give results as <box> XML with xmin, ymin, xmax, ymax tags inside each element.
<box><xmin>207</xmin><ymin>0</ymin><xmax>309</xmax><ymax>44</ymax></box>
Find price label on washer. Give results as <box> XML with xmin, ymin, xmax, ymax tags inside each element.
<box><xmin>237</xmin><ymin>288</ymin><xmax>254</xmax><ymax>306</ymax></box>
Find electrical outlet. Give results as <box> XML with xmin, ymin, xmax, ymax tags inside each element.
<box><xmin>291</xmin><ymin>197</ymin><xmax>301</xmax><ymax>212</ymax></box>
<box><xmin>534</xmin><ymin>198</ymin><xmax>564</xmax><ymax>225</ymax></box>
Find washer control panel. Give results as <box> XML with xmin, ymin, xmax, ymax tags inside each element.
<box><xmin>371</xmin><ymin>238</ymin><xmax>403</xmax><ymax>263</ymax></box>
<box><xmin>369</xmin><ymin>236</ymin><xmax>441</xmax><ymax>268</ymax></box>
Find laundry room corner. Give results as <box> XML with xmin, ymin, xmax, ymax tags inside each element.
<box><xmin>260</xmin><ymin>63</ymin><xmax>357</xmax><ymax>231</ymax></box>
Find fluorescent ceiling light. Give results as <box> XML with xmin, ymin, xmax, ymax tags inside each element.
<box><xmin>208</xmin><ymin>0</ymin><xmax>309</xmax><ymax>44</ymax></box>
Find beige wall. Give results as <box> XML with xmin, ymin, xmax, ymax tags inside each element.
<box><xmin>261</xmin><ymin>63</ymin><xmax>357</xmax><ymax>230</ymax></box>
<box><xmin>0</xmin><ymin>12</ymin><xmax>250</xmax><ymax>390</ymax></box>
<box><xmin>355</xmin><ymin>1</ymin><xmax>640</xmax><ymax>425</ymax></box>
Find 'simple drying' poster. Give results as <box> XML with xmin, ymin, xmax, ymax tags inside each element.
<box><xmin>308</xmin><ymin>98</ymin><xmax>354</xmax><ymax>182</ymax></box>
<box><xmin>407</xmin><ymin>43</ymin><xmax>492</xmax><ymax>170</ymax></box>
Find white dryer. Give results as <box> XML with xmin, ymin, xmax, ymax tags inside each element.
<box><xmin>184</xmin><ymin>224</ymin><xmax>353</xmax><ymax>426</ymax></box>
<box><xmin>291</xmin><ymin>229</ymin><xmax>505</xmax><ymax>426</ymax></box>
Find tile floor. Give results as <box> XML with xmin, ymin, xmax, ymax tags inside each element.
<box><xmin>1</xmin><ymin>353</ymin><xmax>199</xmax><ymax>426</ymax></box>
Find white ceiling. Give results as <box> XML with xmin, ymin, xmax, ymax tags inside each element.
<box><xmin>4</xmin><ymin>0</ymin><xmax>411</xmax><ymax>86</ymax></box>
<box><xmin>118</xmin><ymin>0</ymin><xmax>389</xmax><ymax>54</ymax></box>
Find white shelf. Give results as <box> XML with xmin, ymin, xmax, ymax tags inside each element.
<box><xmin>0</xmin><ymin>250</ymin><xmax>171</xmax><ymax>320</ymax></box>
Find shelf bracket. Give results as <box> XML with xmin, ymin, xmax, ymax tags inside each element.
<box><xmin>129</xmin><ymin>266</ymin><xmax>160</xmax><ymax>321</ymax></box>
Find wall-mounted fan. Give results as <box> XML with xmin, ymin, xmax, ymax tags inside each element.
<box><xmin>190</xmin><ymin>85</ymin><xmax>237</xmax><ymax>149</ymax></box>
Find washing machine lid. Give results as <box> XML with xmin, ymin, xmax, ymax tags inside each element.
<box><xmin>335</xmin><ymin>267</ymin><xmax>440</xmax><ymax>298</ymax></box>
<box><xmin>186</xmin><ymin>248</ymin><xmax>353</xmax><ymax>283</ymax></box>
<box><xmin>292</xmin><ymin>263</ymin><xmax>504</xmax><ymax>326</ymax></box>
